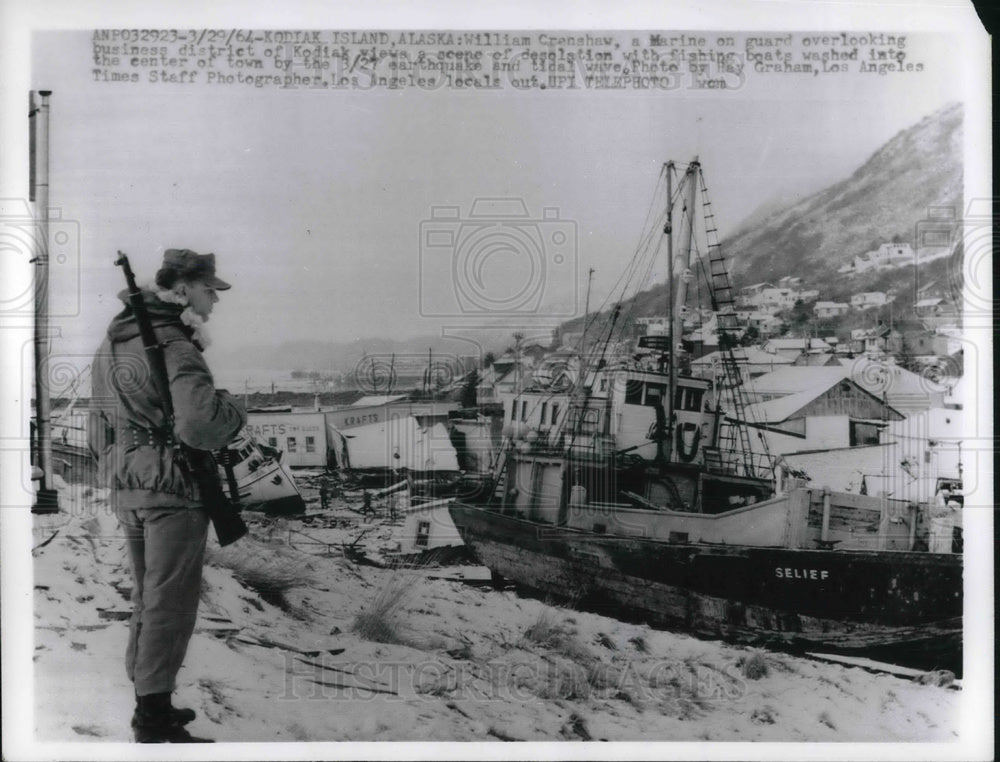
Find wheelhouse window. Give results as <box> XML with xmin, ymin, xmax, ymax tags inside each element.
<box><xmin>625</xmin><ymin>381</ymin><xmax>667</xmax><ymax>407</ymax></box>
<box><xmin>568</xmin><ymin>407</ymin><xmax>601</xmax><ymax>433</ymax></box>
<box><xmin>644</xmin><ymin>383</ymin><xmax>666</xmax><ymax>408</ymax></box>
<box><xmin>675</xmin><ymin>386</ymin><xmax>705</xmax><ymax>412</ymax></box>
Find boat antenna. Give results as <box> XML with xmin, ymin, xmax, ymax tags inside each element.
<box><xmin>578</xmin><ymin>267</ymin><xmax>595</xmax><ymax>360</ymax></box>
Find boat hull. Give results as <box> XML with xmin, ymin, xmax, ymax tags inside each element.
<box><xmin>449</xmin><ymin>502</ymin><xmax>962</xmax><ymax>673</ymax></box>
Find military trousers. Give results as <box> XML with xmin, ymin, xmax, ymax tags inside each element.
<box><xmin>116</xmin><ymin>506</ymin><xmax>209</xmax><ymax>696</ymax></box>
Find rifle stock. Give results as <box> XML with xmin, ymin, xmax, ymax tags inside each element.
<box><xmin>115</xmin><ymin>252</ymin><xmax>248</xmax><ymax>546</ymax></box>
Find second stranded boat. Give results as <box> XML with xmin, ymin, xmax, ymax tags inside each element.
<box><xmin>449</xmin><ymin>159</ymin><xmax>962</xmax><ymax>672</ymax></box>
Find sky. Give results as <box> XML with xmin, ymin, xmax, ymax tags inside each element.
<box><xmin>17</xmin><ymin>26</ymin><xmax>969</xmax><ymax>363</ymax></box>
<box><xmin>0</xmin><ymin>3</ymin><xmax>990</xmax><ymax>390</ymax></box>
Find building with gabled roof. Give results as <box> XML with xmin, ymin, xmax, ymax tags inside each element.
<box><xmin>814</xmin><ymin>301</ymin><xmax>849</xmax><ymax>318</ymax></box>
<box><xmin>743</xmin><ymin>361</ymin><xmax>948</xmax><ymax>415</ymax></box>
<box><xmin>738</xmin><ymin>374</ymin><xmax>903</xmax><ymax>455</ymax></box>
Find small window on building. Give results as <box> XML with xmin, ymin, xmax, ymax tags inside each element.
<box><xmin>305</xmin><ymin>436</ymin><xmax>315</xmax><ymax>453</ymax></box>
<box><xmin>551</xmin><ymin>403</ymin><xmax>559</xmax><ymax>426</ymax></box>
<box><xmin>510</xmin><ymin>401</ymin><xmax>517</xmax><ymax>421</ymax></box>
<box><xmin>540</xmin><ymin>401</ymin><xmax>548</xmax><ymax>425</ymax></box>
<box><xmin>286</xmin><ymin>436</ymin><xmax>297</xmax><ymax>453</ymax></box>
<box><xmin>416</xmin><ymin>520</ymin><xmax>431</xmax><ymax>548</ymax></box>
<box><xmin>849</xmin><ymin>421</ymin><xmax>880</xmax><ymax>447</ymax></box>
<box><xmin>521</xmin><ymin>400</ymin><xmax>528</xmax><ymax>422</ymax></box>
<box><xmin>268</xmin><ymin>437</ymin><xmax>277</xmax><ymax>448</ymax></box>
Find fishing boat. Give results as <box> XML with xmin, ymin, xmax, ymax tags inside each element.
<box><xmin>449</xmin><ymin>159</ymin><xmax>962</xmax><ymax>672</ymax></box>
<box><xmin>218</xmin><ymin>431</ymin><xmax>306</xmax><ymax>516</ymax></box>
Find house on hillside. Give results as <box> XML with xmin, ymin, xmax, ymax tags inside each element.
<box><xmin>914</xmin><ymin>297</ymin><xmax>944</xmax><ymax>316</ymax></box>
<box><xmin>850</xmin><ymin>326</ymin><xmax>895</xmax><ymax>357</ymax></box>
<box><xmin>896</xmin><ymin>328</ymin><xmax>959</xmax><ymax>359</ymax></box>
<box><xmin>635</xmin><ymin>315</ymin><xmax>671</xmax><ymax>337</ymax></box>
<box><xmin>518</xmin><ymin>342</ymin><xmax>551</xmax><ymax>365</ymax></box>
<box><xmin>814</xmin><ymin>301</ymin><xmax>849</xmax><ymax>319</ymax></box>
<box><xmin>843</xmin><ymin>243</ymin><xmax>917</xmax><ymax>275</ymax></box>
<box><xmin>761</xmin><ymin>337</ymin><xmax>831</xmax><ymax>360</ymax></box>
<box><xmin>737</xmin><ymin>374</ymin><xmax>904</xmax><ymax>455</ymax></box>
<box><xmin>914</xmin><ymin>298</ymin><xmax>960</xmax><ymax>330</ymax></box>
<box><xmin>737</xmin><ymin>282</ymin><xmax>771</xmax><ymax>308</ymax></box>
<box><xmin>743</xmin><ymin>312</ymin><xmax>784</xmax><ymax>337</ymax></box>
<box><xmin>759</xmin><ymin>287</ymin><xmax>798</xmax><ymax>313</ymax></box>
<box><xmin>850</xmin><ymin>291</ymin><xmax>890</xmax><ymax>309</ymax></box>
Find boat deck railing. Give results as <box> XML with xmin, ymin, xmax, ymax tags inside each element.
<box><xmin>702</xmin><ymin>446</ymin><xmax>775</xmax><ymax>481</ymax></box>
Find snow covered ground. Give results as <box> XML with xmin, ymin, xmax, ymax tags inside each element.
<box><xmin>9</xmin><ymin>476</ymin><xmax>989</xmax><ymax>758</ymax></box>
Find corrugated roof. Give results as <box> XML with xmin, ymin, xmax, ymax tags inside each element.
<box><xmin>690</xmin><ymin>346</ymin><xmax>796</xmax><ymax>368</ymax></box>
<box><xmin>742</xmin><ymin>381</ymin><xmax>844</xmax><ymax>423</ymax></box>
<box><xmin>351</xmin><ymin>394</ymin><xmax>409</xmax><ymax>407</ymax></box>
<box><xmin>744</xmin><ymin>366</ymin><xmax>848</xmax><ymax>396</ymax></box>
<box><xmin>845</xmin><ymin>358</ymin><xmax>948</xmax><ymax>396</ymax></box>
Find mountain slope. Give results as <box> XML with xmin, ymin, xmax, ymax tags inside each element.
<box><xmin>558</xmin><ymin>102</ymin><xmax>963</xmax><ymax>339</ymax></box>
<box><xmin>724</xmin><ymin>102</ymin><xmax>963</xmax><ymax>284</ymax></box>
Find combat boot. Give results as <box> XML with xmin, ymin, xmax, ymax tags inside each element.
<box><xmin>134</xmin><ymin>691</ymin><xmax>196</xmax><ymax>725</ymax></box>
<box><xmin>132</xmin><ymin>693</ymin><xmax>212</xmax><ymax>743</ymax></box>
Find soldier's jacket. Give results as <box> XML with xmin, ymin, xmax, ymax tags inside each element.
<box><xmin>89</xmin><ymin>289</ymin><xmax>246</xmax><ymax>509</ymax></box>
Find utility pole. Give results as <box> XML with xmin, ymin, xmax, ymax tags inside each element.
<box><xmin>31</xmin><ymin>90</ymin><xmax>59</xmax><ymax>514</ymax></box>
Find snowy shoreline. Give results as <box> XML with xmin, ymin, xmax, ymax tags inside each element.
<box><xmin>25</xmin><ymin>478</ymin><xmax>964</xmax><ymax>748</ymax></box>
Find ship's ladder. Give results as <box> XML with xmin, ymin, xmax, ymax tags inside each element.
<box><xmin>697</xmin><ymin>168</ymin><xmax>771</xmax><ymax>480</ymax></box>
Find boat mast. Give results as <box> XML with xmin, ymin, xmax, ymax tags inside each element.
<box><xmin>31</xmin><ymin>90</ymin><xmax>59</xmax><ymax>513</ymax></box>
<box><xmin>664</xmin><ymin>161</ymin><xmax>675</xmax><ymax>462</ymax></box>
<box><xmin>667</xmin><ymin>158</ymin><xmax>700</xmax><ymax>463</ymax></box>
<box><xmin>673</xmin><ymin>158</ymin><xmax>699</xmax><ymax>363</ymax></box>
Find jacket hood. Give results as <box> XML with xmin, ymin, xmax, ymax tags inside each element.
<box><xmin>107</xmin><ymin>288</ymin><xmax>187</xmax><ymax>343</ymax></box>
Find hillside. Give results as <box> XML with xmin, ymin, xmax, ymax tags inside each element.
<box><xmin>559</xmin><ymin>102</ymin><xmax>963</xmax><ymax>339</ymax></box>
<box><xmin>724</xmin><ymin>102</ymin><xmax>962</xmax><ymax>284</ymax></box>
